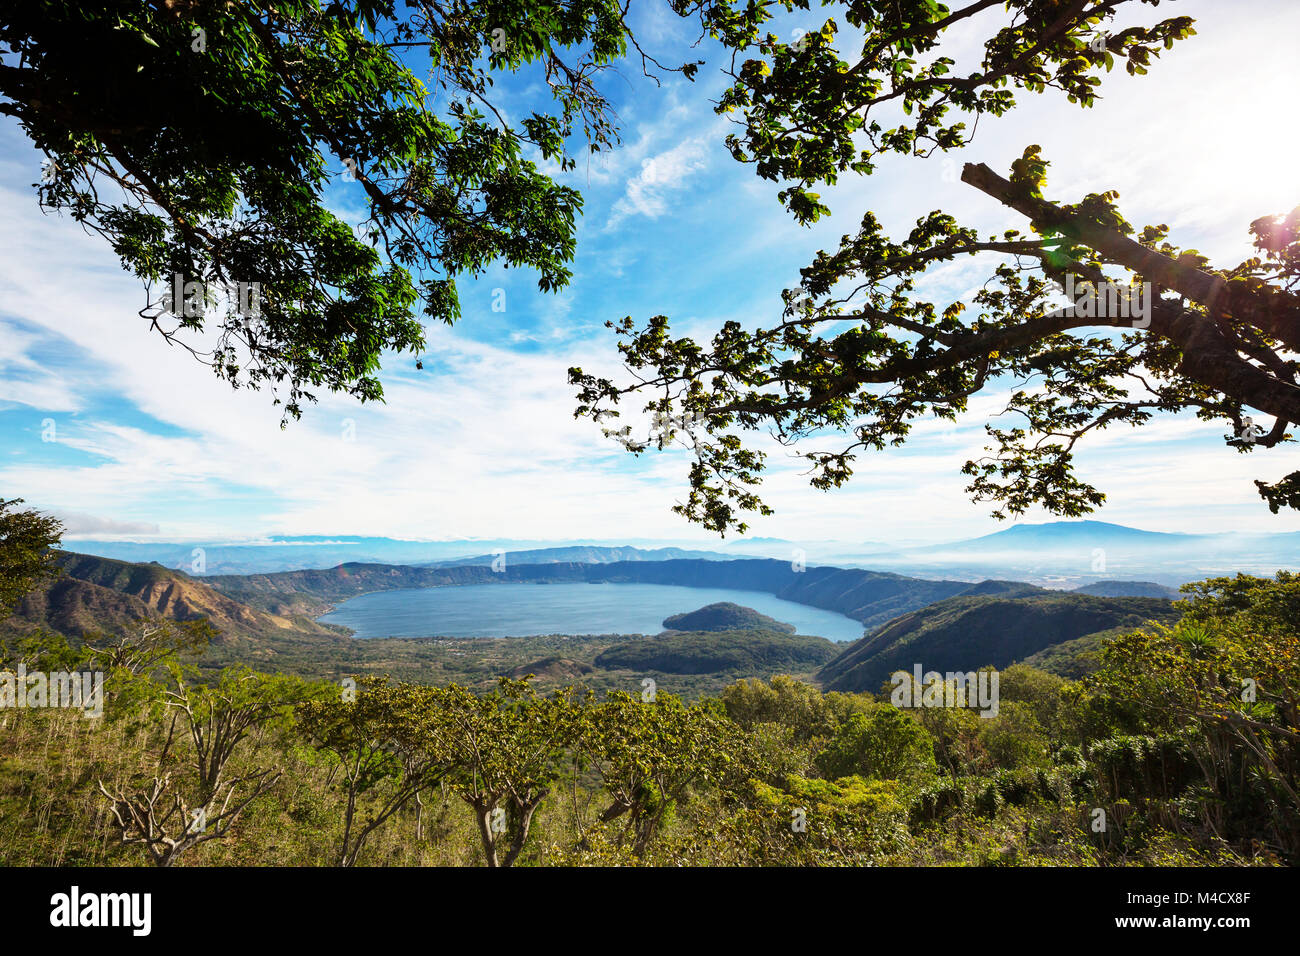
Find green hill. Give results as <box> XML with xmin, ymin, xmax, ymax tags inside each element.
<box><xmin>817</xmin><ymin>593</ymin><xmax>1179</xmax><ymax>692</ymax></box>
<box><xmin>662</xmin><ymin>602</ymin><xmax>795</xmax><ymax>633</ymax></box>
<box><xmin>595</xmin><ymin>629</ymin><xmax>837</xmax><ymax>676</ymax></box>
<box><xmin>1019</xmin><ymin>625</ymin><xmax>1147</xmax><ymax>678</ymax></box>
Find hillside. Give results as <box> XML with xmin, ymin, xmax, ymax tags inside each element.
<box><xmin>1018</xmin><ymin>628</ymin><xmax>1134</xmax><ymax>679</ymax></box>
<box><xmin>662</xmin><ymin>602</ymin><xmax>794</xmax><ymax>633</ymax></box>
<box><xmin>594</xmin><ymin>629</ymin><xmax>836</xmax><ymax>676</ymax></box>
<box><xmin>953</xmin><ymin>579</ymin><xmax>1046</xmax><ymax>598</ymax></box>
<box><xmin>2</xmin><ymin>552</ymin><xmax>345</xmax><ymax>653</ymax></box>
<box><xmin>817</xmin><ymin>592</ymin><xmax>1180</xmax><ymax>693</ymax></box>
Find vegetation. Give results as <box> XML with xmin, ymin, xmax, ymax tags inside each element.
<box><xmin>0</xmin><ymin>499</ymin><xmax>63</xmax><ymax>615</ymax></box>
<box><xmin>0</xmin><ymin>1</ymin><xmax>720</xmax><ymax>419</ymax></box>
<box><xmin>2</xmin><ymin>562</ymin><xmax>1295</xmax><ymax>866</ymax></box>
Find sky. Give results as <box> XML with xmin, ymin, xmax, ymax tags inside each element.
<box><xmin>2</xmin><ymin>0</ymin><xmax>1299</xmax><ymax>549</ymax></box>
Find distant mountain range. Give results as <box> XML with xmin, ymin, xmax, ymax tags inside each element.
<box><xmin>1072</xmin><ymin>580</ymin><xmax>1178</xmax><ymax>599</ymax></box>
<box><xmin>59</xmin><ymin>519</ymin><xmax>1300</xmax><ymax>585</ymax></box>
<box><xmin>422</xmin><ymin>545</ymin><xmax>732</xmax><ymax>569</ymax></box>
<box><xmin>57</xmin><ymin>537</ymin><xmax>737</xmax><ymax>575</ymax></box>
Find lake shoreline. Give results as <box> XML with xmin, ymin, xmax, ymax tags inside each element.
<box><xmin>316</xmin><ymin>580</ymin><xmax>866</xmax><ymax>643</ymax></box>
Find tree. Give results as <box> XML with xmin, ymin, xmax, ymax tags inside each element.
<box><xmin>1084</xmin><ymin>576</ymin><xmax>1300</xmax><ymax>861</ymax></box>
<box><xmin>98</xmin><ymin>769</ymin><xmax>279</xmax><ymax>867</ymax></box>
<box><xmin>815</xmin><ymin>703</ymin><xmax>937</xmax><ymax>782</ymax></box>
<box><xmin>975</xmin><ymin>700</ymin><xmax>1051</xmax><ymax>770</ymax></box>
<box><xmin>162</xmin><ymin>664</ymin><xmax>303</xmax><ymax>798</ymax></box>
<box><xmin>1</xmin><ymin>1</ymin><xmax>702</xmax><ymax>420</ymax></box>
<box><xmin>572</xmin><ymin>1</ymin><xmax>1300</xmax><ymax>532</ymax></box>
<box><xmin>744</xmin><ymin>772</ymin><xmax>907</xmax><ymax>865</ymax></box>
<box><xmin>579</xmin><ymin>690</ymin><xmax>736</xmax><ymax>855</ymax></box>
<box><xmin>720</xmin><ymin>674</ymin><xmax>843</xmax><ymax>742</ymax></box>
<box><xmin>83</xmin><ymin>618</ymin><xmax>215</xmax><ymax>677</ymax></box>
<box><xmin>98</xmin><ymin>665</ymin><xmax>299</xmax><ymax>866</ymax></box>
<box><xmin>0</xmin><ymin>498</ymin><xmax>63</xmax><ymax>614</ymax></box>
<box><xmin>295</xmin><ymin>676</ymin><xmax>456</xmax><ymax>866</ymax></box>
<box><xmin>431</xmin><ymin>678</ymin><xmax>578</xmax><ymax>867</ymax></box>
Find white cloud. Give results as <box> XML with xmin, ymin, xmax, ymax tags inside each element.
<box><xmin>55</xmin><ymin>511</ymin><xmax>161</xmax><ymax>536</ymax></box>
<box><xmin>607</xmin><ymin>137</ymin><xmax>710</xmax><ymax>227</ymax></box>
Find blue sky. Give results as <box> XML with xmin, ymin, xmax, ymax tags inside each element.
<box><xmin>2</xmin><ymin>0</ymin><xmax>1299</xmax><ymax>548</ymax></box>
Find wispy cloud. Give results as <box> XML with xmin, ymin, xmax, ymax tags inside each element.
<box><xmin>607</xmin><ymin>136</ymin><xmax>711</xmax><ymax>227</ymax></box>
<box><xmin>56</xmin><ymin>511</ymin><xmax>161</xmax><ymax>536</ymax></box>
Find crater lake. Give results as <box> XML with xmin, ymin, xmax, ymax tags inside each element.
<box><xmin>317</xmin><ymin>581</ymin><xmax>865</xmax><ymax>642</ymax></box>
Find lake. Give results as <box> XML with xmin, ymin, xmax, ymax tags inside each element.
<box><xmin>317</xmin><ymin>581</ymin><xmax>865</xmax><ymax>643</ymax></box>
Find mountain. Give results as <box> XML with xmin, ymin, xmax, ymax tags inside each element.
<box><xmin>816</xmin><ymin>592</ymin><xmax>1180</xmax><ymax>693</ymax></box>
<box><xmin>2</xmin><ymin>552</ymin><xmax>342</xmax><ymax>651</ymax></box>
<box><xmin>56</xmin><ymin>536</ymin><xmax>489</xmax><ymax>574</ymax></box>
<box><xmin>921</xmin><ymin>520</ymin><xmax>1188</xmax><ymax>553</ymax></box>
<box><xmin>206</xmin><ymin>558</ymin><xmax>976</xmax><ymax>631</ymax></box>
<box><xmin>662</xmin><ymin>602</ymin><xmax>795</xmax><ymax>633</ymax></box>
<box><xmin>1071</xmin><ymin>580</ymin><xmax>1180</xmax><ymax>599</ymax></box>
<box><xmin>850</xmin><ymin>520</ymin><xmax>1300</xmax><ymax>588</ymax></box>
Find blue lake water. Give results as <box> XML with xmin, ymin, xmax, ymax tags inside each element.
<box><xmin>318</xmin><ymin>581</ymin><xmax>865</xmax><ymax>643</ymax></box>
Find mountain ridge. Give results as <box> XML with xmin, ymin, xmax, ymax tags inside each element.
<box><xmin>2</xmin><ymin>552</ymin><xmax>344</xmax><ymax>650</ymax></box>
<box><xmin>817</xmin><ymin>592</ymin><xmax>1180</xmax><ymax>692</ymax></box>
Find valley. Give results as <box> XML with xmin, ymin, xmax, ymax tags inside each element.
<box><xmin>2</xmin><ymin>548</ymin><xmax>1182</xmax><ymax>696</ymax></box>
